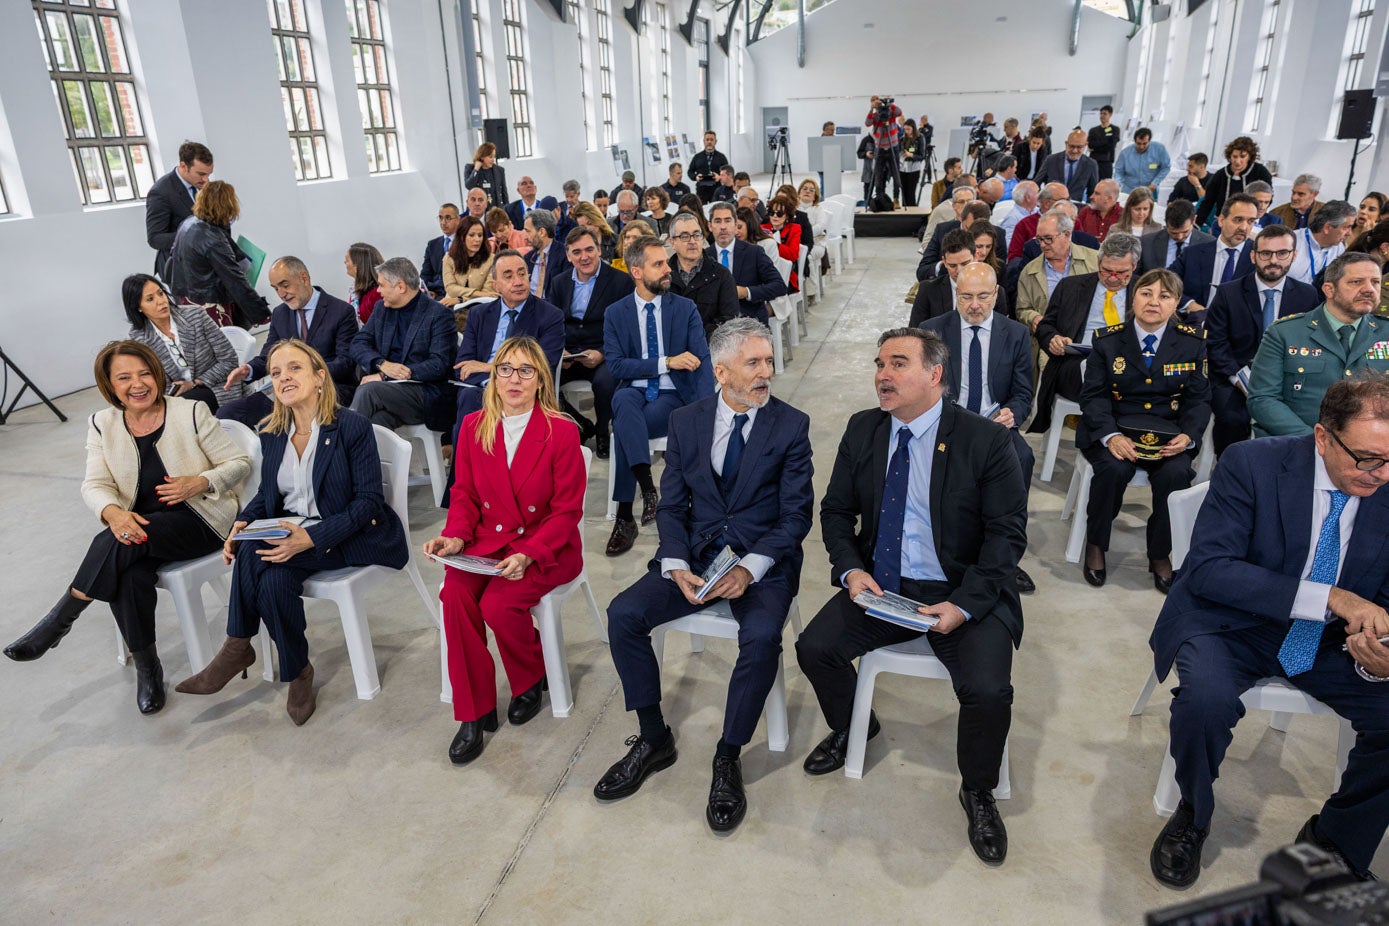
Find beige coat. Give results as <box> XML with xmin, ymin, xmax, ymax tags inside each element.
<box><xmin>443</xmin><ymin>253</ymin><xmax>497</xmax><ymax>302</ymax></box>
<box><xmin>1015</xmin><ymin>245</ymin><xmax>1099</xmax><ymax>330</ymax></box>
<box><xmin>81</xmin><ymin>396</ymin><xmax>251</xmax><ymax>538</ymax></box>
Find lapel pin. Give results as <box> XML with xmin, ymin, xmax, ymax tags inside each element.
<box><xmin>937</xmin><ymin>443</ymin><xmax>946</xmax><ymax>452</ymax></box>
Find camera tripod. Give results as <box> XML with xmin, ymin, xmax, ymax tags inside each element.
<box><xmin>767</xmin><ymin>136</ymin><xmax>793</xmax><ymax>199</ymax></box>
<box><xmin>0</xmin><ymin>345</ymin><xmax>67</xmax><ymax>425</ymax></box>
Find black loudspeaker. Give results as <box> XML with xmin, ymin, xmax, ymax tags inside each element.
<box><xmin>482</xmin><ymin>118</ymin><xmax>511</xmax><ymax>159</ymax></box>
<box><xmin>1336</xmin><ymin>89</ymin><xmax>1376</xmax><ymax>140</ymax></box>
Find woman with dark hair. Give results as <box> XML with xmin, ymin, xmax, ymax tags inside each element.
<box><xmin>642</xmin><ymin>186</ymin><xmax>672</xmax><ymax>237</ymax></box>
<box><xmin>175</xmin><ymin>339</ymin><xmax>408</xmax><ymax>725</ymax></box>
<box><xmin>736</xmin><ymin>206</ymin><xmax>775</xmax><ymax>259</ymax></box>
<box><xmin>123</xmin><ymin>273</ymin><xmax>242</xmax><ymax>411</ymax></box>
<box><xmin>1347</xmin><ymin>218</ymin><xmax>1389</xmax><ymax>315</ymax></box>
<box><xmin>464</xmin><ymin>141</ymin><xmax>509</xmax><ymax>209</ymax></box>
<box><xmin>763</xmin><ymin>194</ymin><xmax>803</xmax><ymax>291</ymax></box>
<box><xmin>677</xmin><ymin>193</ymin><xmax>711</xmax><ymax>241</ymax></box>
<box><xmin>424</xmin><ymin>336</ymin><xmax>585</xmax><ymax>765</ymax></box>
<box><xmin>442</xmin><ymin>215</ymin><xmax>497</xmax><ymax>308</ymax></box>
<box><xmin>1352</xmin><ymin>192</ymin><xmax>1386</xmax><ymax>237</ymax></box>
<box><xmin>4</xmin><ymin>341</ymin><xmax>250</xmax><ymax>714</ymax></box>
<box><xmin>344</xmin><ymin>241</ymin><xmax>384</xmax><ymax>325</ymax></box>
<box><xmin>164</xmin><ymin>180</ymin><xmax>271</xmax><ymax>328</ymax></box>
<box><xmin>898</xmin><ymin>120</ymin><xmax>926</xmax><ymax>208</ymax></box>
<box><xmin>1195</xmin><ymin>136</ymin><xmax>1274</xmax><ymax>229</ymax></box>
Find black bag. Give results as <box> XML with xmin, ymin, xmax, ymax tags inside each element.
<box><xmin>869</xmin><ymin>193</ymin><xmax>894</xmax><ymax>213</ymax></box>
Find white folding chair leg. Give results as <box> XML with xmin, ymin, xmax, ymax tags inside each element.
<box><xmin>1154</xmin><ymin>745</ymin><xmax>1180</xmax><ymax>816</ymax></box>
<box><xmin>1334</xmin><ymin>718</ymin><xmax>1353</xmax><ymax>791</ymax></box>
<box><xmin>1041</xmin><ymin>416</ymin><xmax>1067</xmax><ymax>482</ymax></box>
<box><xmin>258</xmin><ymin>625</ymin><xmax>275</xmax><ymax>682</ymax></box>
<box><xmin>1062</xmin><ymin>462</ymin><xmax>1084</xmax><ymax>521</ymax></box>
<box><xmin>1131</xmin><ymin>668</ymin><xmax>1161</xmax><ymax>716</ymax></box>
<box><xmin>414</xmin><ymin>433</ymin><xmax>447</xmax><ymax>505</ymax></box>
<box><xmin>763</xmin><ymin>659</ymin><xmax>789</xmax><ymax>752</ymax></box>
<box><xmin>163</xmin><ymin>575</ymin><xmax>216</xmax><ymax>673</ymax></box>
<box><xmin>333</xmin><ymin>595</ymin><xmax>382</xmax><ymax>700</ymax></box>
<box><xmin>534</xmin><ymin>595</ymin><xmax>574</xmax><ymax>718</ymax></box>
<box><xmin>844</xmin><ymin>659</ymin><xmax>883</xmax><ymax>779</ymax></box>
<box><xmin>579</xmin><ymin>578</ymin><xmax>607</xmax><ymax>643</ymax></box>
<box><xmin>439</xmin><ymin>618</ymin><xmax>452</xmax><ymax>703</ymax></box>
<box><xmin>606</xmin><ymin>451</ymin><xmax>618</xmax><ymax>519</ymax></box>
<box><xmin>1064</xmin><ymin>464</ymin><xmax>1094</xmax><ymax>563</ymax></box>
<box><xmin>787</xmin><ymin>599</ymin><xmax>803</xmax><ymax>639</ymax></box>
<box><xmin>994</xmin><ymin>739</ymin><xmax>1013</xmax><ymax>800</ymax></box>
<box><xmin>769</xmin><ymin>317</ymin><xmax>786</xmax><ymax>374</ymax></box>
<box><xmin>1269</xmin><ymin>711</ymin><xmax>1293</xmax><ymax>733</ymax></box>
<box><xmin>405</xmin><ymin>560</ymin><xmax>440</xmax><ymax>627</ymax></box>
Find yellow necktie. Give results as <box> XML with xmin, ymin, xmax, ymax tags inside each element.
<box><xmin>1102</xmin><ymin>289</ymin><xmax>1120</xmax><ymax>326</ymax></box>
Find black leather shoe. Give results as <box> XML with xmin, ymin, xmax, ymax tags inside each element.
<box><xmin>1083</xmin><ymin>544</ymin><xmax>1107</xmax><ymax>588</ymax></box>
<box><xmin>1151</xmin><ymin>799</ymin><xmax>1209</xmax><ymax>887</ymax></box>
<box><xmin>594</xmin><ymin>729</ymin><xmax>677</xmax><ymax>800</ymax></box>
<box><xmin>573</xmin><ymin>415</ymin><xmax>596</xmax><ymax>444</ymax></box>
<box><xmin>131</xmin><ymin>643</ymin><xmax>165</xmax><ymax>715</ymax></box>
<box><xmin>1296</xmin><ymin>814</ymin><xmax>1377</xmax><ymax>881</ymax></box>
<box><xmin>959</xmin><ymin>786</ymin><xmax>1008</xmax><ymax>864</ymax></box>
<box><xmin>595</xmin><ymin>434</ymin><xmax>610</xmax><ymax>460</ymax></box>
<box><xmin>640</xmin><ymin>488</ymin><xmax>660</xmax><ymax>525</ymax></box>
<box><xmin>1015</xmin><ymin>567</ymin><xmax>1036</xmax><ymax>594</ymax></box>
<box><xmin>706</xmin><ymin>755</ymin><xmax>746</xmax><ymax>833</ymax></box>
<box><xmin>448</xmin><ymin>709</ymin><xmax>499</xmax><ymax>766</ymax></box>
<box><xmin>1150</xmin><ymin>558</ymin><xmax>1174</xmax><ymax>595</ymax></box>
<box><xmin>507</xmin><ymin>676</ymin><xmax>548</xmax><ymax>726</ymax></box>
<box><xmin>803</xmin><ymin>712</ymin><xmax>880</xmax><ymax>776</ymax></box>
<box><xmin>605</xmin><ymin>519</ymin><xmax>638</xmax><ymax>557</ymax></box>
<box><xmin>5</xmin><ymin>592</ymin><xmax>90</xmax><ymax>662</ymax></box>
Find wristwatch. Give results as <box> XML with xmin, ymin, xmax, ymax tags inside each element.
<box><xmin>1355</xmin><ymin>663</ymin><xmax>1389</xmax><ymax>683</ymax></box>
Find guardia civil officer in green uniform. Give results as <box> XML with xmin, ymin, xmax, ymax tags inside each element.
<box><xmin>1248</xmin><ymin>252</ymin><xmax>1389</xmax><ymax>436</ymax></box>
<box><xmin>1077</xmin><ymin>268</ymin><xmax>1211</xmax><ymax>592</ymax></box>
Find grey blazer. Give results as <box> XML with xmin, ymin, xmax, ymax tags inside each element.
<box><xmin>128</xmin><ymin>305</ymin><xmax>244</xmax><ymax>407</ymax></box>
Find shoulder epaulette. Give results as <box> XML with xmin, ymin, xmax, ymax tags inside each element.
<box><xmin>1095</xmin><ymin>323</ymin><xmax>1125</xmax><ymax>338</ymax></box>
<box><xmin>1173</xmin><ymin>323</ymin><xmax>1201</xmax><ymax>338</ymax></box>
<box><xmin>1273</xmin><ymin>312</ymin><xmax>1306</xmax><ymax>324</ymax></box>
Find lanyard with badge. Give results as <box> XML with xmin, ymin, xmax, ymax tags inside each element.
<box><xmin>1304</xmin><ymin>229</ymin><xmax>1326</xmax><ymax>275</ymax></box>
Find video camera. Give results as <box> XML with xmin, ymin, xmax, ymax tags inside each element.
<box><xmin>872</xmin><ymin>96</ymin><xmax>896</xmax><ymax>125</ymax></box>
<box><xmin>1146</xmin><ymin>844</ymin><xmax>1388</xmax><ymax>926</ymax></box>
<box><xmin>767</xmin><ymin>126</ymin><xmax>789</xmax><ymax>151</ymax></box>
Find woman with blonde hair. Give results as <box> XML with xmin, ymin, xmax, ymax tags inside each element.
<box><xmin>570</xmin><ymin>200</ymin><xmax>619</xmax><ymax>262</ymax></box>
<box><xmin>1109</xmin><ymin>187</ymin><xmax>1162</xmax><ymax>239</ymax></box>
<box><xmin>612</xmin><ymin>218</ymin><xmax>656</xmax><ymax>273</ymax></box>
<box><xmin>164</xmin><ymin>179</ymin><xmax>270</xmax><ymax>328</ymax></box>
<box><xmin>176</xmin><ymin>339</ymin><xmax>408</xmax><ymax>724</ymax></box>
<box><xmin>424</xmin><ymin>336</ymin><xmax>586</xmax><ymax>765</ymax></box>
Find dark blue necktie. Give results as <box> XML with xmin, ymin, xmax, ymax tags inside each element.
<box><xmin>721</xmin><ymin>413</ymin><xmax>748</xmax><ymax>487</ymax></box>
<box><xmin>502</xmin><ymin>308</ymin><xmax>518</xmax><ymax>341</ymax></box>
<box><xmin>1065</xmin><ymin>159</ymin><xmax>1074</xmax><ymax>186</ymax></box>
<box><xmin>643</xmin><ymin>302</ymin><xmax>660</xmax><ymax>401</ymax></box>
<box><xmin>966</xmin><ymin>325</ymin><xmax>983</xmax><ymax>413</ymax></box>
<box><xmin>1142</xmin><ymin>333</ymin><xmax>1157</xmax><ymax>369</ymax></box>
<box><xmin>1278</xmin><ymin>490</ymin><xmax>1350</xmax><ymax>676</ymax></box>
<box><xmin>1220</xmin><ymin>247</ymin><xmax>1238</xmax><ymax>283</ymax></box>
<box><xmin>1262</xmin><ymin>288</ymin><xmax>1277</xmax><ymax>329</ymax></box>
<box><xmin>872</xmin><ymin>427</ymin><xmax>913</xmax><ymax>594</ymax></box>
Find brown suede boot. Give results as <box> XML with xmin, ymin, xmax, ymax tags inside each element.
<box><xmin>286</xmin><ymin>663</ymin><xmax>316</xmax><ymax>726</ymax></box>
<box><xmin>175</xmin><ymin>637</ymin><xmax>255</xmax><ymax>694</ymax></box>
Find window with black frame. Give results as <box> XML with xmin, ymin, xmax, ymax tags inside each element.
<box><xmin>268</xmin><ymin>0</ymin><xmax>333</xmax><ymax>181</ymax></box>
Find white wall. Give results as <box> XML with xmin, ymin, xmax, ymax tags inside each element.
<box><xmin>746</xmin><ymin>0</ymin><xmax>1133</xmax><ymax>173</ymax></box>
<box><xmin>0</xmin><ymin>0</ymin><xmax>757</xmax><ymax>408</ymax></box>
<box><xmin>1122</xmin><ymin>0</ymin><xmax>1389</xmax><ymax>200</ymax></box>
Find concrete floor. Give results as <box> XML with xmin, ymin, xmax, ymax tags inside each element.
<box><xmin>0</xmin><ymin>237</ymin><xmax>1375</xmax><ymax>925</ymax></box>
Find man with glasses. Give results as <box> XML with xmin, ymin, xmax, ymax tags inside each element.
<box><xmin>706</xmin><ymin>201</ymin><xmax>785</xmax><ymax>326</ymax></box>
<box><xmin>1015</xmin><ymin>210</ymin><xmax>1099</xmax><ymax>341</ymax></box>
<box><xmin>666</xmin><ymin>212</ymin><xmax>739</xmax><ymax>339</ymax></box>
<box><xmin>1204</xmin><ymin>225</ymin><xmax>1322</xmax><ymax>453</ymax></box>
<box><xmin>1148</xmin><ymin>375</ymin><xmax>1389</xmax><ymax>889</ymax></box>
<box><xmin>1172</xmin><ymin>192</ymin><xmax>1260</xmax><ymax>321</ymax></box>
<box><xmin>1029</xmin><ymin>233</ymin><xmax>1141</xmax><ymax>435</ymax></box>
<box><xmin>420</xmin><ymin>202</ymin><xmax>460</xmax><ymax>299</ymax></box>
<box><xmin>1248</xmin><ymin>253</ymin><xmax>1389</xmax><ymax>436</ymax></box>
<box><xmin>1037</xmin><ymin>129</ymin><xmax>1099</xmax><ymax>204</ymax></box>
<box><xmin>921</xmin><ymin>262</ymin><xmax>1038</xmax><ymax>593</ymax></box>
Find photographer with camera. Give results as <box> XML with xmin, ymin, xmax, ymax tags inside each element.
<box><xmin>864</xmin><ymin>95</ymin><xmax>903</xmax><ymax>212</ymax></box>
<box><xmin>968</xmin><ymin>112</ymin><xmax>1004</xmax><ymax>179</ymax></box>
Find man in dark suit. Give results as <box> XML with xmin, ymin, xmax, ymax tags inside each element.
<box><xmin>145</xmin><ymin>141</ymin><xmax>215</xmax><ymax>277</ymax></box>
<box><xmin>217</xmin><ymin>256</ymin><xmax>359</xmax><ymax>427</ymax></box>
<box><xmin>1204</xmin><ymin>224</ymin><xmax>1321</xmax><ymax>454</ymax></box>
<box><xmin>503</xmin><ymin>175</ymin><xmax>540</xmax><ymax>230</ymax></box>
<box><xmin>1138</xmin><ymin>199</ymin><xmax>1214</xmax><ymax>274</ymax></box>
<box><xmin>909</xmin><ymin>230</ymin><xmax>975</xmax><ymax>327</ymax></box>
<box><xmin>1171</xmin><ymin>193</ymin><xmax>1259</xmax><ymax>317</ymax></box>
<box><xmin>603</xmin><ymin>236</ymin><xmax>716</xmax><ymax>555</ymax></box>
<box><xmin>796</xmin><ymin>327</ymin><xmax>1026</xmax><ymax>865</ymax></box>
<box><xmin>348</xmin><ymin>257</ymin><xmax>456</xmax><ymax>430</ymax></box>
<box><xmin>661</xmin><ymin>162</ymin><xmax>692</xmax><ymax>201</ymax></box>
<box><xmin>689</xmin><ymin>131</ymin><xmax>730</xmax><ymax>203</ymax></box>
<box><xmin>545</xmin><ymin>226</ymin><xmax>635</xmax><ymax>458</ymax></box>
<box><xmin>1148</xmin><ymin>378</ymin><xmax>1389</xmax><ymax>887</ymax></box>
<box><xmin>919</xmin><ymin>202</ymin><xmax>1006</xmax><ymax>279</ymax></box>
<box><xmin>1029</xmin><ymin>233</ymin><xmax>1141</xmax><ymax>434</ymax></box>
<box><xmin>522</xmin><ymin>208</ymin><xmax>569</xmax><ymax>300</ymax></box>
<box><xmin>922</xmin><ymin>263</ymin><xmax>1037</xmax><ymax>593</ymax></box>
<box><xmin>594</xmin><ymin>318</ymin><xmax>814</xmax><ymax>833</ymax></box>
<box><xmin>420</xmin><ymin>202</ymin><xmax>460</xmax><ymax>299</ymax></box>
<box><xmin>667</xmin><ymin>211</ymin><xmax>739</xmax><ymax>338</ymax></box>
<box><xmin>705</xmin><ymin>201</ymin><xmax>786</xmax><ymax>325</ymax></box>
<box><xmin>1037</xmin><ymin>129</ymin><xmax>1100</xmax><ymax>203</ymax></box>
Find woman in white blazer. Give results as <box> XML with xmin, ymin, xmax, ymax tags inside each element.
<box><xmin>4</xmin><ymin>341</ymin><xmax>250</xmax><ymax>714</ymax></box>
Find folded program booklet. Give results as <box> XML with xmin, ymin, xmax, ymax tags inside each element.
<box><xmin>425</xmin><ymin>552</ymin><xmax>504</xmax><ymax>575</ymax></box>
<box><xmin>853</xmin><ymin>590</ymin><xmax>940</xmax><ymax>633</ymax></box>
<box><xmin>232</xmin><ymin>516</ymin><xmax>314</xmax><ymax>540</ymax></box>
<box><xmin>695</xmin><ymin>545</ymin><xmax>741</xmax><ymax>601</ymax></box>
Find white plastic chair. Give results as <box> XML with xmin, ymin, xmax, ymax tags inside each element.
<box><xmin>1039</xmin><ymin>396</ymin><xmax>1082</xmax><ymax>482</ymax></box>
<box><xmin>395</xmin><ymin>424</ymin><xmax>448</xmax><ymax>507</ymax></box>
<box><xmin>115</xmin><ymin>419</ymin><xmax>260</xmax><ymax>673</ymax></box>
<box><xmin>607</xmin><ymin>436</ymin><xmax>667</xmax><ymax>519</ymax></box>
<box><xmin>1194</xmin><ymin>421</ymin><xmax>1216</xmax><ymax>484</ymax></box>
<box><xmin>772</xmin><ymin>253</ymin><xmax>804</xmax><ymax>349</ymax></box>
<box><xmin>219</xmin><ymin>326</ymin><xmax>258</xmax><ymax>365</ymax></box>
<box><xmin>649</xmin><ymin>597</ymin><xmax>804</xmax><ymax>753</ymax></box>
<box><xmin>845</xmin><ymin>635</ymin><xmax>1012</xmax><ymax>798</ymax></box>
<box><xmin>437</xmin><ymin>448</ymin><xmax>605</xmax><ymax>718</ymax></box>
<box><xmin>1062</xmin><ymin>455</ymin><xmax>1151</xmax><ymax>563</ymax></box>
<box><xmin>798</xmin><ymin>242</ymin><xmax>819</xmax><ymax>322</ymax></box>
<box><xmin>255</xmin><ymin>426</ymin><xmax>436</xmax><ymax>699</ymax></box>
<box><xmin>768</xmin><ymin>257</ymin><xmax>795</xmax><ymax>375</ymax></box>
<box><xmin>821</xmin><ymin>201</ymin><xmax>847</xmax><ymax>275</ymax></box>
<box><xmin>826</xmin><ymin>195</ymin><xmax>856</xmax><ymax>262</ymax></box>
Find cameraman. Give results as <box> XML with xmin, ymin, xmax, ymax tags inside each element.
<box><xmin>969</xmin><ymin>112</ymin><xmax>1003</xmax><ymax>179</ymax></box>
<box><xmin>864</xmin><ymin>95</ymin><xmax>903</xmax><ymax>210</ymax></box>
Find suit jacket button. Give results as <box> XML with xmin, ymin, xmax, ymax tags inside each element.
<box><xmin>1145</xmin><ymin>378</ymin><xmax>1152</xmax><ymax>384</ymax></box>
<box><xmin>371</xmin><ymin>519</ymin><xmax>377</xmax><ymax>526</ymax></box>
<box><xmin>484</xmin><ymin>502</ymin><xmax>490</xmax><ymax>509</ymax></box>
<box><xmin>528</xmin><ymin>505</ymin><xmax>536</xmax><ymax>512</ymax></box>
<box><xmin>495</xmin><ymin>525</ymin><xmax>503</xmax><ymax>532</ymax></box>
<box><xmin>518</xmin><ymin>527</ymin><xmax>525</xmax><ymax>534</ymax></box>
<box><xmin>1143</xmin><ymin>402</ymin><xmax>1152</xmax><ymax>409</ymax></box>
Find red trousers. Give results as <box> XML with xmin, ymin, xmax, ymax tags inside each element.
<box><xmin>440</xmin><ymin>567</ymin><xmax>556</xmax><ymax>722</ymax></box>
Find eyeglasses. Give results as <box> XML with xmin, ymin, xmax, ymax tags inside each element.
<box><xmin>1328</xmin><ymin>428</ymin><xmax>1389</xmax><ymax>471</ymax></box>
<box><xmin>495</xmin><ymin>364</ymin><xmax>537</xmax><ymax>380</ymax></box>
<box><xmin>1034</xmin><ymin>234</ymin><xmax>1068</xmax><ymax>246</ymax></box>
<box><xmin>670</xmin><ymin>232</ymin><xmax>703</xmax><ymax>243</ymax></box>
<box><xmin>1254</xmin><ymin>249</ymin><xmax>1295</xmax><ymax>260</ymax></box>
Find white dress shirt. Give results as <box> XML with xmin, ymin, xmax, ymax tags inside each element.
<box><xmin>1209</xmin><ymin>241</ymin><xmax>1248</xmax><ymax>302</ymax></box>
<box><xmin>277</xmin><ymin>418</ymin><xmax>321</xmax><ymax>518</ymax></box>
<box><xmin>1289</xmin><ymin>453</ymin><xmax>1361</xmax><ymax>622</ymax></box>
<box><xmin>630</xmin><ymin>294</ymin><xmax>676</xmax><ymax>393</ymax></box>
<box><xmin>715</xmin><ymin>243</ymin><xmax>736</xmax><ymax>276</ymax></box>
<box><xmin>155</xmin><ymin>319</ymin><xmax>194</xmax><ymax>382</ymax></box>
<box><xmin>955</xmin><ymin>312</ymin><xmax>995</xmax><ymax>413</ymax></box>
<box><xmin>500</xmin><ymin>408</ymin><xmax>531</xmax><ymax>465</ymax></box>
<box><xmin>1083</xmin><ymin>286</ymin><xmax>1127</xmax><ymax>346</ymax></box>
<box><xmin>1289</xmin><ymin>229</ymin><xmax>1344</xmax><ymax>285</ymax></box>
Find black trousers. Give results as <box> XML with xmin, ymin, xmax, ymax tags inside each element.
<box><xmin>183</xmin><ymin>384</ymin><xmax>219</xmax><ymax>413</ymax></box>
<box><xmin>795</xmin><ymin>580</ymin><xmax>1014</xmax><ymax>791</ymax></box>
<box><xmin>558</xmin><ymin>360</ymin><xmax>615</xmax><ymax>432</ymax></box>
<box><xmin>871</xmin><ymin>149</ymin><xmax>901</xmax><ymax>204</ymax></box>
<box><xmin>227</xmin><ymin>540</ymin><xmax>348</xmax><ymax>681</ymax></box>
<box><xmin>1096</xmin><ymin>160</ymin><xmax>1114</xmax><ymax>181</ymax></box>
<box><xmin>1082</xmin><ymin>444</ymin><xmax>1194</xmax><ymax>557</ymax></box>
<box><xmin>71</xmin><ymin>509</ymin><xmax>222</xmax><ymax>651</ymax></box>
<box><xmin>900</xmin><ymin>170</ymin><xmax>922</xmax><ymax>208</ymax></box>
<box><xmin>1210</xmin><ymin>379</ymin><xmax>1251</xmax><ymax>457</ymax></box>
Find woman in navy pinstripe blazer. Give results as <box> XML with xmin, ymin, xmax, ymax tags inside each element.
<box><xmin>175</xmin><ymin>340</ymin><xmax>408</xmax><ymax>724</ymax></box>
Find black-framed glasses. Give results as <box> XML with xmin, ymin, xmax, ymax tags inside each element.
<box><xmin>1328</xmin><ymin>428</ymin><xmax>1389</xmax><ymax>471</ymax></box>
<box><xmin>1034</xmin><ymin>234</ymin><xmax>1068</xmax><ymax>246</ymax></box>
<box><xmin>1253</xmin><ymin>249</ymin><xmax>1295</xmax><ymax>260</ymax></box>
<box><xmin>495</xmin><ymin>364</ymin><xmax>537</xmax><ymax>380</ymax></box>
<box><xmin>670</xmin><ymin>232</ymin><xmax>703</xmax><ymax>243</ymax></box>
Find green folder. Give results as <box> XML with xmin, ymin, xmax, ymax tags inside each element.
<box><xmin>236</xmin><ymin>235</ymin><xmax>267</xmax><ymax>288</ymax></box>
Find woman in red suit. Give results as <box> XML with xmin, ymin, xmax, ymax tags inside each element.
<box><xmin>423</xmin><ymin>336</ymin><xmax>586</xmax><ymax>765</ymax></box>
<box><xmin>762</xmin><ymin>194</ymin><xmax>802</xmax><ymax>292</ymax></box>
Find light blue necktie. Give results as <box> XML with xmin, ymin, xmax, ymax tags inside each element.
<box><xmin>1277</xmin><ymin>490</ymin><xmax>1351</xmax><ymax>676</ymax></box>
<box><xmin>1142</xmin><ymin>333</ymin><xmax>1157</xmax><ymax>369</ymax></box>
<box><xmin>643</xmin><ymin>303</ymin><xmax>660</xmax><ymax>401</ymax></box>
<box><xmin>1261</xmin><ymin>288</ymin><xmax>1277</xmax><ymax>329</ymax></box>
<box><xmin>720</xmin><ymin>248</ymin><xmax>730</xmax><ymax>269</ymax></box>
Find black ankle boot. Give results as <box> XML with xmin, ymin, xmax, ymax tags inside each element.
<box><xmin>131</xmin><ymin>644</ymin><xmax>166</xmax><ymax>715</ymax></box>
<box><xmin>4</xmin><ymin>592</ymin><xmax>91</xmax><ymax>662</ymax></box>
